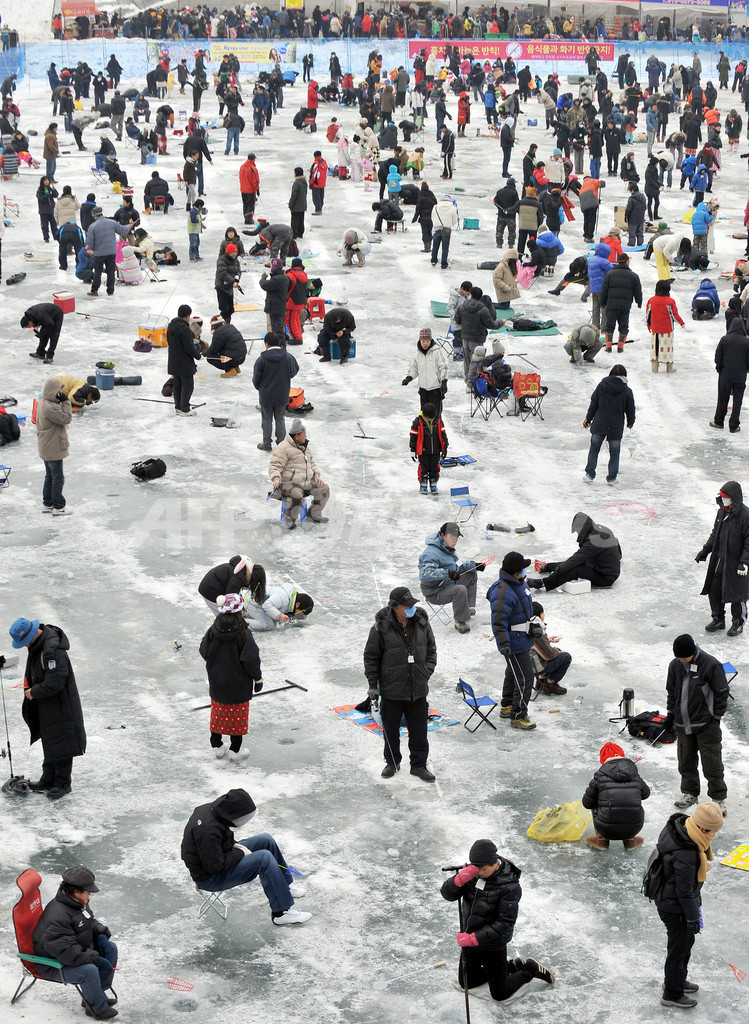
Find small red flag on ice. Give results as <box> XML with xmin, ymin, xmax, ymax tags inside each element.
<box><xmin>728</xmin><ymin>963</ymin><xmax>746</xmax><ymax>984</ymax></box>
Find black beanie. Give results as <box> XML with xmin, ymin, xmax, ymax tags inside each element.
<box><xmin>469</xmin><ymin>839</ymin><xmax>498</xmax><ymax>866</ymax></box>
<box><xmin>673</xmin><ymin>634</ymin><xmax>696</xmax><ymax>658</ymax></box>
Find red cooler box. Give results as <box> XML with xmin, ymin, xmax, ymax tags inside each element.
<box><xmin>53</xmin><ymin>291</ymin><xmax>76</xmax><ymax>314</ymax></box>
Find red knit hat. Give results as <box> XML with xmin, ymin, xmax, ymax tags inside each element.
<box><xmin>600</xmin><ymin>742</ymin><xmax>625</xmax><ymax>764</ymax></box>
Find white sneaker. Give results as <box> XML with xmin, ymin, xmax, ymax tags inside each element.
<box><xmin>288</xmin><ymin>882</ymin><xmax>306</xmax><ymax>898</ymax></box>
<box><xmin>228</xmin><ymin>748</ymin><xmax>251</xmax><ymax>762</ymax></box>
<box><xmin>51</xmin><ymin>507</ymin><xmax>73</xmax><ymax>516</ymax></box>
<box><xmin>213</xmin><ymin>745</ymin><xmax>227</xmax><ymax>759</ymax></box>
<box><xmin>583</xmin><ymin>474</ymin><xmax>594</xmax><ymax>483</ymax></box>
<box><xmin>717</xmin><ymin>800</ymin><xmax>727</xmax><ymax>817</ymax></box>
<box><xmin>178</xmin><ymin>409</ymin><xmax>197</xmax><ymax>417</ymax></box>
<box><xmin>272</xmin><ymin>908</ymin><xmax>312</xmax><ymax>926</ymax></box>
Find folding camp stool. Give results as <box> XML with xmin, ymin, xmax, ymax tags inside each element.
<box><xmin>90</xmin><ymin>165</ymin><xmax>109</xmax><ymax>184</ymax></box>
<box><xmin>434</xmin><ymin>325</ymin><xmax>454</xmax><ymax>356</ymax></box>
<box><xmin>386</xmin><ymin>219</ymin><xmax>406</xmax><ymax>233</ymax></box>
<box><xmin>509</xmin><ymin>372</ymin><xmax>547</xmax><ymax>421</ymax></box>
<box><xmin>723</xmin><ymin>661</ymin><xmax>739</xmax><ymax>685</ymax></box>
<box><xmin>470</xmin><ymin>383</ymin><xmax>506</xmax><ymax>421</ymax></box>
<box><xmin>176</xmin><ymin>173</ymin><xmax>186</xmax><ymax>190</ymax></box>
<box><xmin>425</xmin><ymin>599</ymin><xmax>452</xmax><ymax>627</ymax></box>
<box><xmin>457</xmin><ymin>678</ymin><xmax>498</xmax><ymax>732</ymax></box>
<box><xmin>196</xmin><ymin>886</ymin><xmax>228</xmax><ymax>920</ymax></box>
<box><xmin>280</xmin><ymin>498</ymin><xmax>308</xmax><ymax>524</ymax></box>
<box><xmin>450</xmin><ymin>485</ymin><xmax>478</xmax><ymax>523</ymax></box>
<box><xmin>124</xmin><ymin>135</ymin><xmax>138</xmax><ymax>149</ymax></box>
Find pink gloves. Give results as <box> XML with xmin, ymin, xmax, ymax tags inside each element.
<box><xmin>456</xmin><ymin>932</ymin><xmax>479</xmax><ymax>948</ymax></box>
<box><xmin>454</xmin><ymin>863</ymin><xmax>479</xmax><ymax>887</ymax></box>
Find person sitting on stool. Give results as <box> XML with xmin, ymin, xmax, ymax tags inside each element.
<box><xmin>316</xmin><ymin>306</ymin><xmax>356</xmax><ymax>364</ymax></box>
<box><xmin>32</xmin><ymin>865</ymin><xmax>119</xmax><ymax>1021</ymax></box>
<box><xmin>418</xmin><ymin>521</ymin><xmax>485</xmax><ymax>633</ymax></box>
<box><xmin>181</xmin><ymin>788</ymin><xmax>311</xmax><ymax>927</ymax></box>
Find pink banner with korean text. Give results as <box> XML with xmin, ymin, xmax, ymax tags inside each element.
<box><xmin>408</xmin><ymin>40</ymin><xmax>615</xmax><ymax>62</ymax></box>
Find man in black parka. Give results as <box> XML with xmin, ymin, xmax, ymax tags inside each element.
<box><xmin>363</xmin><ymin>586</ymin><xmax>437</xmax><ymax>782</ymax></box>
<box><xmin>9</xmin><ymin>616</ymin><xmax>86</xmax><ymax>799</ymax></box>
<box><xmin>711</xmin><ymin>318</ymin><xmax>749</xmax><ymax>432</ymax></box>
<box><xmin>528</xmin><ymin>512</ymin><xmax>622</xmax><ymax>592</ymax></box>
<box><xmin>166</xmin><ymin>303</ymin><xmax>201</xmax><ymax>415</ymax></box>
<box><xmin>696</xmin><ymin>480</ymin><xmax>749</xmax><ymax>635</ymax></box>
<box><xmin>441</xmin><ymin>838</ymin><xmax>555</xmax><ymax>1002</ymax></box>
<box><xmin>665</xmin><ymin>633</ymin><xmax>729</xmax><ymax>814</ymax></box>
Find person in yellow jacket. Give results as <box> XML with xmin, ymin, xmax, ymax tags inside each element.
<box><xmin>55</xmin><ymin>375</ymin><xmax>101</xmax><ymax>412</ymax></box>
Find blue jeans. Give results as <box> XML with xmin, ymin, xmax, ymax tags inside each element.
<box><xmin>46</xmin><ymin>158</ymin><xmax>56</xmax><ymax>180</ymax></box>
<box><xmin>197</xmin><ymin>162</ymin><xmax>205</xmax><ymax>195</ymax></box>
<box><xmin>225</xmin><ymin>126</ymin><xmax>240</xmax><ymax>154</ymax></box>
<box><xmin>431</xmin><ymin>227</ymin><xmax>450</xmax><ymax>268</ymax></box>
<box><xmin>254</xmin><ymin>111</ymin><xmax>265</xmax><ymax>133</ymax></box>
<box><xmin>196</xmin><ymin>833</ymin><xmax>294</xmax><ymax>913</ymax></box>
<box><xmin>63</xmin><ymin>935</ymin><xmax>117</xmax><ymax>1015</ymax></box>
<box><xmin>188</xmin><ymin>233</ymin><xmax>200</xmax><ymax>258</ymax></box>
<box><xmin>585</xmin><ymin>433</ymin><xmax>621</xmax><ymax>481</ymax></box>
<box><xmin>43</xmin><ymin>459</ymin><xmax>65</xmax><ymax>509</ymax></box>
<box><xmin>95</xmin><ymin>152</ymin><xmax>107</xmax><ymax>170</ymax></box>
<box><xmin>590</xmin><ymin>157</ymin><xmax>601</xmax><ymax>178</ymax></box>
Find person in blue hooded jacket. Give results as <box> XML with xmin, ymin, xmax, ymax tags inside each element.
<box><xmin>691</xmin><ymin>201</ymin><xmax>713</xmax><ymax>252</ymax></box>
<box><xmin>535</xmin><ymin>230</ymin><xmax>564</xmax><ymax>273</ymax></box>
<box><xmin>418</xmin><ymin>521</ymin><xmax>485</xmax><ymax>633</ymax></box>
<box><xmin>690</xmin><ymin>164</ymin><xmax>708</xmax><ymax>206</ymax></box>
<box><xmin>487</xmin><ymin>551</ymin><xmax>536</xmax><ymax>730</ymax></box>
<box><xmin>691</xmin><ymin>279</ymin><xmax>720</xmax><ymax>319</ymax></box>
<box><xmin>679</xmin><ymin>152</ymin><xmax>696</xmax><ymax>190</ymax></box>
<box><xmin>587</xmin><ymin>241</ymin><xmax>612</xmax><ymax>330</ymax></box>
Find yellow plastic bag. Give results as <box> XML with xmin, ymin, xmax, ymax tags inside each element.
<box><xmin>526</xmin><ymin>800</ymin><xmax>592</xmax><ymax>842</ymax></box>
<box><xmin>74</xmin><ymin>99</ymin><xmax>84</xmax><ymax>111</ymax></box>
<box><xmin>682</xmin><ymin>206</ymin><xmax>696</xmax><ymax>225</ymax></box>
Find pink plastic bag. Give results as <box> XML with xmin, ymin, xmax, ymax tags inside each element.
<box><xmin>517</xmin><ymin>264</ymin><xmax>535</xmax><ymax>290</ymax></box>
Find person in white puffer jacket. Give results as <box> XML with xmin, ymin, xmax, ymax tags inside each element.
<box><xmin>245</xmin><ymin>581</ymin><xmax>315</xmax><ymax>631</ymax></box>
<box><xmin>402</xmin><ymin>327</ymin><xmax>449</xmax><ymax>413</ymax></box>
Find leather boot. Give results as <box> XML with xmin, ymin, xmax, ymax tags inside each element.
<box><xmin>586</xmin><ymin>833</ymin><xmax>610</xmax><ymax>850</ymax></box>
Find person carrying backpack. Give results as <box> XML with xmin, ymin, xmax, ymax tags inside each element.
<box><xmin>651</xmin><ymin>800</ymin><xmax>724</xmax><ymax>1009</ymax></box>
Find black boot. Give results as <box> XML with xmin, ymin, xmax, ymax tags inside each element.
<box><xmin>705</xmin><ymin>617</ymin><xmax>726</xmax><ymax>632</ymax></box>
<box><xmin>727</xmin><ymin>620</ymin><xmax>744</xmax><ymax>637</ymax></box>
<box><xmin>28</xmin><ymin>778</ymin><xmax>54</xmax><ymax>792</ymax></box>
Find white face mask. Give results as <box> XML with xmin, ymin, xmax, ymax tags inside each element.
<box><xmin>721</xmin><ymin>496</ymin><xmax>732</xmax><ymax>508</ymax></box>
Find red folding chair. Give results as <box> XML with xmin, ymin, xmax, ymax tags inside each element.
<box><xmin>510</xmin><ymin>372</ymin><xmax>547</xmax><ymax>421</ymax></box>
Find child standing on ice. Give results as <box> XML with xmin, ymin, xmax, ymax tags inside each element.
<box><xmin>187</xmin><ymin>198</ymin><xmax>206</xmax><ymax>262</ymax></box>
<box><xmin>409</xmin><ymin>401</ymin><xmax>448</xmax><ymax>495</ymax></box>
<box><xmin>199</xmin><ymin>593</ymin><xmax>263</xmax><ymax>762</ymax></box>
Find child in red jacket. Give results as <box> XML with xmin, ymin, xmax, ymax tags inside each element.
<box><xmin>409</xmin><ymin>402</ymin><xmax>448</xmax><ymax>495</ymax></box>
<box><xmin>646</xmin><ymin>278</ymin><xmax>685</xmax><ymax>373</ymax></box>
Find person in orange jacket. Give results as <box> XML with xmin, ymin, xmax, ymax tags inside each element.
<box><xmin>457</xmin><ymin>92</ymin><xmax>471</xmax><ymax>137</ymax></box>
<box><xmin>239</xmin><ymin>152</ymin><xmax>259</xmax><ymax>224</ymax></box>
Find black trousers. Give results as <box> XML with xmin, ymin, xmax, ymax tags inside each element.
<box><xmin>607</xmin><ymin>149</ymin><xmax>620</xmax><ymax>172</ymax></box>
<box><xmin>543</xmin><ymin>562</ymin><xmax>614</xmax><ymax>591</ymax></box>
<box><xmin>379</xmin><ymin>696</ymin><xmax>429</xmax><ymax>769</ymax></box>
<box><xmin>207</xmin><ymin>355</ymin><xmax>244</xmax><ymax>371</ymax></box>
<box><xmin>658</xmin><ymin>909</ymin><xmax>695</xmax><ymax>1001</ymax></box>
<box><xmin>92</xmin><ymin>253</ymin><xmax>116</xmax><ymax>294</ymax></box>
<box><xmin>39</xmin><ymin>756</ymin><xmax>73</xmax><ymax>787</ymax></box>
<box><xmin>501</xmin><ymin>649</ymin><xmax>534</xmax><ymax>717</ymax></box>
<box><xmin>418</xmin><ymin>385</ymin><xmax>443</xmax><ymax>416</ymax></box>
<box><xmin>582</xmin><ymin>207</ymin><xmax>598</xmax><ymax>239</ymax></box>
<box><xmin>714</xmin><ymin>377</ymin><xmax>745</xmax><ymax>430</ymax></box>
<box><xmin>605</xmin><ymin>306</ymin><xmax>630</xmax><ymax>337</ymax></box>
<box><xmin>216</xmin><ymin>288</ymin><xmax>234</xmax><ymax>323</ymax></box>
<box><xmin>676</xmin><ymin>718</ymin><xmax>726</xmax><ymax>800</ymax></box>
<box><xmin>708</xmin><ymin>568</ymin><xmax>747</xmax><ymax>625</ymax></box>
<box><xmin>417</xmin><ymin>452</ymin><xmax>441</xmax><ymax>483</ymax></box>
<box><xmin>172</xmin><ymin>374</ymin><xmax>194</xmax><ymax>413</ymax></box>
<box><xmin>459</xmin><ymin>946</ymin><xmax>531</xmax><ymax>1002</ymax></box>
<box><xmin>36</xmin><ymin>325</ymin><xmax>63</xmax><ymax>358</ymax></box>
<box><xmin>311</xmin><ymin>186</ymin><xmax>324</xmax><ymax>211</ymax></box>
<box><xmin>517</xmin><ymin>228</ymin><xmax>536</xmax><ymax>255</ymax></box>
<box><xmin>318</xmin><ymin>327</ymin><xmax>350</xmax><ymax>359</ymax></box>
<box><xmin>241</xmin><ymin>191</ymin><xmax>256</xmax><ymax>223</ymax></box>
<box><xmin>290</xmin><ymin>211</ymin><xmax>305</xmax><ymax>238</ymax></box>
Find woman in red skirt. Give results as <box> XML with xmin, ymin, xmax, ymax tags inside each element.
<box><xmin>199</xmin><ymin>593</ymin><xmax>263</xmax><ymax>762</ymax></box>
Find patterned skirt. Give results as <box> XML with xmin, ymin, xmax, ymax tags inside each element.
<box><xmin>210</xmin><ymin>699</ymin><xmax>250</xmax><ymax>736</ymax></box>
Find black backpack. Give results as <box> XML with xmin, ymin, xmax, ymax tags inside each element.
<box><xmin>626</xmin><ymin>711</ymin><xmax>675</xmax><ymax>745</ymax></box>
<box><xmin>130</xmin><ymin>458</ymin><xmax>166</xmax><ymax>481</ymax></box>
<box><xmin>641</xmin><ymin>847</ymin><xmax>666</xmax><ymax>902</ymax></box>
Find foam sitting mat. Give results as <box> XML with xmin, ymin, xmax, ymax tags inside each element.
<box><xmin>333</xmin><ymin>704</ymin><xmax>458</xmax><ymax>736</ymax></box>
<box><xmin>232</xmin><ymin>303</ymin><xmax>262</xmax><ymax>312</ymax></box>
<box><xmin>721</xmin><ymin>843</ymin><xmax>749</xmax><ymax>871</ymax></box>
<box><xmin>431</xmin><ymin>301</ymin><xmax>516</xmax><ymax>319</ymax></box>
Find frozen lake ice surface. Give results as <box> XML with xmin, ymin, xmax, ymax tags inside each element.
<box><xmin>0</xmin><ymin>41</ymin><xmax>749</xmax><ymax>1024</ymax></box>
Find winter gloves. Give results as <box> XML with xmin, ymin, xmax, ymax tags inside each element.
<box><xmin>499</xmin><ymin>643</ymin><xmax>511</xmax><ymax>657</ymax></box>
<box><xmin>448</xmin><ymin>570</ymin><xmax>460</xmax><ymax>580</ymax></box>
<box><xmin>367</xmin><ymin>686</ymin><xmax>380</xmax><ymax>699</ymax></box>
<box><xmin>474</xmin><ymin>562</ymin><xmax>486</xmax><ymax>572</ymax></box>
<box><xmin>401</xmin><ymin>376</ymin><xmax>413</xmax><ymax>386</ymax></box>
<box><xmin>739</xmin><ymin>563</ymin><xmax>748</xmax><ymax>576</ymax></box>
<box><xmin>453</xmin><ymin>863</ymin><xmax>479</xmax><ymax>887</ymax></box>
<box><xmin>254</xmin><ymin>679</ymin><xmax>264</xmax><ymax>693</ymax></box>
<box><xmin>456</xmin><ymin>932</ymin><xmax>479</xmax><ymax>947</ymax></box>
<box><xmin>441</xmin><ymin>380</ymin><xmax>448</xmax><ymax>394</ymax></box>
<box><xmin>695</xmin><ymin>551</ymin><xmax>707</xmax><ymax>563</ymax></box>
<box><xmin>687</xmin><ymin>919</ymin><xmax>701</xmax><ymax>935</ymax></box>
